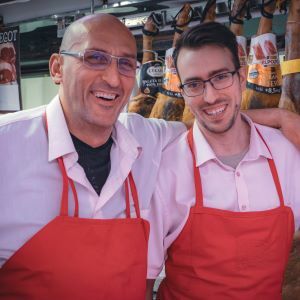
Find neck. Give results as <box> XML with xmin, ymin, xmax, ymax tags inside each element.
<box><xmin>197</xmin><ymin>114</ymin><xmax>250</xmax><ymax>157</ymax></box>
<box><xmin>67</xmin><ymin>118</ymin><xmax>113</xmax><ymax>148</ymax></box>
<box><xmin>72</xmin><ymin>127</ymin><xmax>112</xmax><ymax>148</ymax></box>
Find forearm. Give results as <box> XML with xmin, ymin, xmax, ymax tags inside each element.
<box><xmin>242</xmin><ymin>108</ymin><xmax>283</xmax><ymax>128</ymax></box>
<box><xmin>243</xmin><ymin>108</ymin><xmax>300</xmax><ymax>150</ymax></box>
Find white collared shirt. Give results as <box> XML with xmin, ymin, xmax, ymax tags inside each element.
<box><xmin>147</xmin><ymin>114</ymin><xmax>300</xmax><ymax>278</ymax></box>
<box><xmin>0</xmin><ymin>95</ymin><xmax>186</xmax><ymax>269</ymax></box>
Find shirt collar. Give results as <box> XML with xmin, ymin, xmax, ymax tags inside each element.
<box><xmin>46</xmin><ymin>95</ymin><xmax>76</xmax><ymax>162</ymax></box>
<box><xmin>46</xmin><ymin>95</ymin><xmax>142</xmax><ymax>162</ymax></box>
<box><xmin>192</xmin><ymin>113</ymin><xmax>272</xmax><ymax>167</ymax></box>
<box><xmin>112</xmin><ymin>118</ymin><xmax>142</xmax><ymax>161</ymax></box>
<box><xmin>241</xmin><ymin>113</ymin><xmax>272</xmax><ymax>161</ymax></box>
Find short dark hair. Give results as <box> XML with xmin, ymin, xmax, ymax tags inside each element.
<box><xmin>173</xmin><ymin>22</ymin><xmax>240</xmax><ymax>73</ymax></box>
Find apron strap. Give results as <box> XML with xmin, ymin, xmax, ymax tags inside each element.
<box><xmin>43</xmin><ymin>112</ymin><xmax>79</xmax><ymax>217</ymax></box>
<box><xmin>56</xmin><ymin>157</ymin><xmax>79</xmax><ymax>217</ymax></box>
<box><xmin>124</xmin><ymin>179</ymin><xmax>131</xmax><ymax>218</ymax></box>
<box><xmin>187</xmin><ymin>129</ymin><xmax>204</xmax><ymax>208</ymax></box>
<box><xmin>44</xmin><ymin>112</ymin><xmax>141</xmax><ymax>219</ymax></box>
<box><xmin>129</xmin><ymin>172</ymin><xmax>141</xmax><ymax>218</ymax></box>
<box><xmin>255</xmin><ymin>127</ymin><xmax>285</xmax><ymax>207</ymax></box>
<box><xmin>124</xmin><ymin>172</ymin><xmax>141</xmax><ymax>218</ymax></box>
<box><xmin>187</xmin><ymin>125</ymin><xmax>285</xmax><ymax>209</ymax></box>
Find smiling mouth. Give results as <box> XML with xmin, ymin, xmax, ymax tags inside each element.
<box><xmin>203</xmin><ymin>104</ymin><xmax>227</xmax><ymax>117</ymax></box>
<box><xmin>93</xmin><ymin>91</ymin><xmax>118</xmax><ymax>102</ymax></box>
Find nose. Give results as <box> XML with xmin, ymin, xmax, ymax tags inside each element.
<box><xmin>101</xmin><ymin>58</ymin><xmax>121</xmax><ymax>88</ymax></box>
<box><xmin>203</xmin><ymin>81</ymin><xmax>219</xmax><ymax>104</ymax></box>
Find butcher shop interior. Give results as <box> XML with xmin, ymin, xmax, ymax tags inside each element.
<box><xmin>0</xmin><ymin>0</ymin><xmax>299</xmax><ymax>299</ymax></box>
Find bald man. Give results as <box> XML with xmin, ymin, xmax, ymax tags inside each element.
<box><xmin>0</xmin><ymin>13</ymin><xmax>299</xmax><ymax>300</ymax></box>
<box><xmin>0</xmin><ymin>14</ymin><xmax>185</xmax><ymax>299</ymax></box>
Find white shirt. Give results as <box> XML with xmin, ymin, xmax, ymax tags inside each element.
<box><xmin>0</xmin><ymin>95</ymin><xmax>186</xmax><ymax>271</ymax></box>
<box><xmin>148</xmin><ymin>115</ymin><xmax>300</xmax><ymax>278</ymax></box>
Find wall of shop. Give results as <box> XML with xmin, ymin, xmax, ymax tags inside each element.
<box><xmin>20</xmin><ymin>75</ymin><xmax>58</xmax><ymax>109</ymax></box>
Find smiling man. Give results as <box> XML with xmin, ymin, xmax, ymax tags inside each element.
<box><xmin>0</xmin><ymin>14</ymin><xmax>299</xmax><ymax>300</ymax></box>
<box><xmin>148</xmin><ymin>22</ymin><xmax>300</xmax><ymax>300</ymax></box>
<box><xmin>0</xmin><ymin>14</ymin><xmax>185</xmax><ymax>299</ymax></box>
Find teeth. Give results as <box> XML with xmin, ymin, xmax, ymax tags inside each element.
<box><xmin>94</xmin><ymin>91</ymin><xmax>117</xmax><ymax>100</ymax></box>
<box><xmin>205</xmin><ymin>105</ymin><xmax>226</xmax><ymax>116</ymax></box>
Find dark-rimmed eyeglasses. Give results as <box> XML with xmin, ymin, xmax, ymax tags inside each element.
<box><xmin>60</xmin><ymin>49</ymin><xmax>137</xmax><ymax>78</ymax></box>
<box><xmin>179</xmin><ymin>70</ymin><xmax>238</xmax><ymax>97</ymax></box>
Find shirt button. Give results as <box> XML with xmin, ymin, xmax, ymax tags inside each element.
<box><xmin>241</xmin><ymin>205</ymin><xmax>247</xmax><ymax>211</ymax></box>
<box><xmin>236</xmin><ymin>171</ymin><xmax>240</xmax><ymax>177</ymax></box>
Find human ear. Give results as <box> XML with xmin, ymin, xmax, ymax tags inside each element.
<box><xmin>49</xmin><ymin>53</ymin><xmax>63</xmax><ymax>85</ymax></box>
<box><xmin>238</xmin><ymin>67</ymin><xmax>247</xmax><ymax>92</ymax></box>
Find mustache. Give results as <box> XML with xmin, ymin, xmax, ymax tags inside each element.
<box><xmin>90</xmin><ymin>84</ymin><xmax>122</xmax><ymax>94</ymax></box>
<box><xmin>199</xmin><ymin>99</ymin><xmax>228</xmax><ymax>110</ymax></box>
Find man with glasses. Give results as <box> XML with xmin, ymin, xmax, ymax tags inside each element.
<box><xmin>0</xmin><ymin>13</ymin><xmax>186</xmax><ymax>299</ymax></box>
<box><xmin>0</xmin><ymin>13</ymin><xmax>299</xmax><ymax>300</ymax></box>
<box><xmin>148</xmin><ymin>22</ymin><xmax>300</xmax><ymax>299</ymax></box>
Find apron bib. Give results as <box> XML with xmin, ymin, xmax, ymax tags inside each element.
<box><xmin>0</xmin><ymin>115</ymin><xmax>149</xmax><ymax>300</ymax></box>
<box><xmin>158</xmin><ymin>128</ymin><xmax>294</xmax><ymax>300</ymax></box>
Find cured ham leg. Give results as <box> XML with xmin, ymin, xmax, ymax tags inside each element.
<box><xmin>242</xmin><ymin>0</ymin><xmax>282</xmax><ymax>109</ymax></box>
<box><xmin>149</xmin><ymin>4</ymin><xmax>192</xmax><ymax>121</ymax></box>
<box><xmin>279</xmin><ymin>0</ymin><xmax>300</xmax><ymax>113</ymax></box>
<box><xmin>230</xmin><ymin>0</ymin><xmax>250</xmax><ymax>69</ymax></box>
<box><xmin>128</xmin><ymin>15</ymin><xmax>160</xmax><ymax>117</ymax></box>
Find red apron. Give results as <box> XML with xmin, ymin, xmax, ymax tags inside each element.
<box><xmin>0</xmin><ymin>153</ymin><xmax>149</xmax><ymax>299</ymax></box>
<box><xmin>158</xmin><ymin>128</ymin><xmax>294</xmax><ymax>300</ymax></box>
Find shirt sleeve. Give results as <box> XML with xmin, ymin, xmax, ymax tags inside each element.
<box><xmin>149</xmin><ymin>118</ymin><xmax>187</xmax><ymax>150</ymax></box>
<box><xmin>282</xmin><ymin>139</ymin><xmax>300</xmax><ymax>231</ymax></box>
<box><xmin>146</xmin><ymin>165</ymin><xmax>191</xmax><ymax>279</ymax></box>
<box><xmin>145</xmin><ymin>185</ymin><xmax>168</xmax><ymax>279</ymax></box>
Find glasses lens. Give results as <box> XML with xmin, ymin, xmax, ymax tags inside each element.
<box><xmin>184</xmin><ymin>81</ymin><xmax>204</xmax><ymax>96</ymax></box>
<box><xmin>211</xmin><ymin>72</ymin><xmax>233</xmax><ymax>90</ymax></box>
<box><xmin>83</xmin><ymin>50</ymin><xmax>110</xmax><ymax>69</ymax></box>
<box><xmin>118</xmin><ymin>57</ymin><xmax>137</xmax><ymax>77</ymax></box>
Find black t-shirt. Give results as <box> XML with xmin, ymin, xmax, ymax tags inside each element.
<box><xmin>71</xmin><ymin>134</ymin><xmax>113</xmax><ymax>195</ymax></box>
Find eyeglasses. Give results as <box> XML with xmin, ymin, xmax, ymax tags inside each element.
<box><xmin>60</xmin><ymin>49</ymin><xmax>137</xmax><ymax>78</ymax></box>
<box><xmin>179</xmin><ymin>70</ymin><xmax>238</xmax><ymax>97</ymax></box>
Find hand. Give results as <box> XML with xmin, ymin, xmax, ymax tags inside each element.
<box><xmin>279</xmin><ymin>109</ymin><xmax>300</xmax><ymax>150</ymax></box>
<box><xmin>243</xmin><ymin>108</ymin><xmax>300</xmax><ymax>150</ymax></box>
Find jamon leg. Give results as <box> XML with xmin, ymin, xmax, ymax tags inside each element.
<box><xmin>242</xmin><ymin>0</ymin><xmax>282</xmax><ymax>109</ymax></box>
<box><xmin>279</xmin><ymin>0</ymin><xmax>300</xmax><ymax>113</ymax></box>
<box><xmin>150</xmin><ymin>3</ymin><xmax>192</xmax><ymax>121</ymax></box>
<box><xmin>128</xmin><ymin>16</ymin><xmax>159</xmax><ymax>117</ymax></box>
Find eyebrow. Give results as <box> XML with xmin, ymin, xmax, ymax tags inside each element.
<box><xmin>183</xmin><ymin>68</ymin><xmax>231</xmax><ymax>83</ymax></box>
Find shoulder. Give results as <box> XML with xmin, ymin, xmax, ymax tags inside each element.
<box><xmin>0</xmin><ymin>106</ymin><xmax>45</xmax><ymax>138</ymax></box>
<box><xmin>118</xmin><ymin>112</ymin><xmax>186</xmax><ymax>147</ymax></box>
<box><xmin>119</xmin><ymin>112</ymin><xmax>184</xmax><ymax>131</ymax></box>
<box><xmin>0</xmin><ymin>106</ymin><xmax>45</xmax><ymax>129</ymax></box>
<box><xmin>255</xmin><ymin>123</ymin><xmax>300</xmax><ymax>160</ymax></box>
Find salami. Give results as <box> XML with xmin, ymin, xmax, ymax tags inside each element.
<box><xmin>149</xmin><ymin>3</ymin><xmax>192</xmax><ymax>121</ymax></box>
<box><xmin>279</xmin><ymin>0</ymin><xmax>300</xmax><ymax>113</ymax></box>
